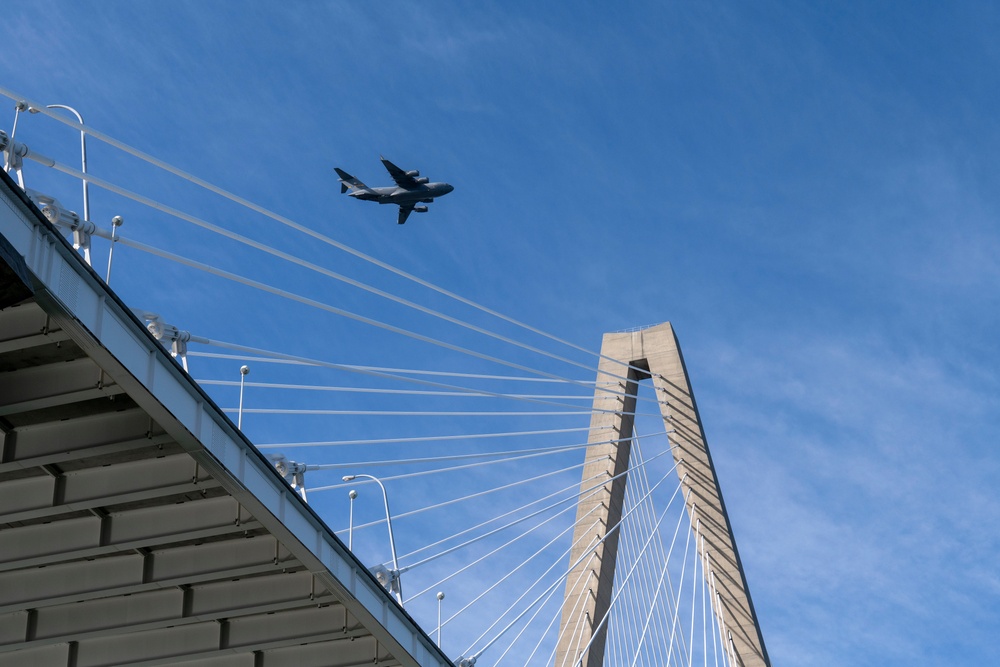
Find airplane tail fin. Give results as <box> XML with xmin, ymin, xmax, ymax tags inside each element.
<box><xmin>334</xmin><ymin>167</ymin><xmax>370</xmax><ymax>193</ymax></box>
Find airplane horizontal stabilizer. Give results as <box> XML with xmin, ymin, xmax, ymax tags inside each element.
<box><xmin>334</xmin><ymin>167</ymin><xmax>369</xmax><ymax>192</ymax></box>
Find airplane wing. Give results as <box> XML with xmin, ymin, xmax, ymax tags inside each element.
<box><xmin>397</xmin><ymin>203</ymin><xmax>415</xmax><ymax>225</ymax></box>
<box><xmin>380</xmin><ymin>157</ymin><xmax>420</xmax><ymax>189</ymax></box>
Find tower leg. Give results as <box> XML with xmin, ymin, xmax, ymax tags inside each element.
<box><xmin>555</xmin><ymin>323</ymin><xmax>770</xmax><ymax>667</ymax></box>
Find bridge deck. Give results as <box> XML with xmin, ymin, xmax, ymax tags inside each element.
<box><xmin>0</xmin><ymin>171</ymin><xmax>450</xmax><ymax>666</ymax></box>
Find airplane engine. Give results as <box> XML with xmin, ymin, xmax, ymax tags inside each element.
<box><xmin>414</xmin><ymin>177</ymin><xmax>429</xmax><ymax>184</ymax></box>
<box><xmin>405</xmin><ymin>170</ymin><xmax>420</xmax><ymax>177</ymax></box>
<box><xmin>414</xmin><ymin>206</ymin><xmax>428</xmax><ymax>213</ymax></box>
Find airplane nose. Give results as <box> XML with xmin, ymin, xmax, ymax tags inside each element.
<box><xmin>443</xmin><ymin>184</ymin><xmax>454</xmax><ymax>195</ymax></box>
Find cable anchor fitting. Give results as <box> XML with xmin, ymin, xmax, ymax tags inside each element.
<box><xmin>267</xmin><ymin>454</ymin><xmax>309</xmax><ymax>502</ymax></box>
<box><xmin>369</xmin><ymin>564</ymin><xmax>402</xmax><ymax>600</ymax></box>
<box><xmin>134</xmin><ymin>310</ymin><xmax>205</xmax><ymax>372</ymax></box>
<box><xmin>24</xmin><ymin>189</ymin><xmax>95</xmax><ymax>265</ymax></box>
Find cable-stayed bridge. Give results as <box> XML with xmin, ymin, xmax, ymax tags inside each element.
<box><xmin>0</xmin><ymin>89</ymin><xmax>769</xmax><ymax>666</ymax></box>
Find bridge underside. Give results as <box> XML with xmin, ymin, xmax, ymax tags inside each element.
<box><xmin>0</xmin><ymin>172</ymin><xmax>448</xmax><ymax>666</ymax></box>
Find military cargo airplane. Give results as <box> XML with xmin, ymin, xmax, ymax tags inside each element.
<box><xmin>335</xmin><ymin>157</ymin><xmax>454</xmax><ymax>224</ymax></box>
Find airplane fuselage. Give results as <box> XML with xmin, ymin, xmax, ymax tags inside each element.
<box><xmin>349</xmin><ymin>182</ymin><xmax>454</xmax><ymax>205</ymax></box>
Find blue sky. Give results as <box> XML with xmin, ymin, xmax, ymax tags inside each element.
<box><xmin>3</xmin><ymin>2</ymin><xmax>1000</xmax><ymax>665</ymax></box>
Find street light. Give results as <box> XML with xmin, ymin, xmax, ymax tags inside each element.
<box><xmin>342</xmin><ymin>473</ymin><xmax>402</xmax><ymax>604</ymax></box>
<box><xmin>436</xmin><ymin>591</ymin><xmax>445</xmax><ymax>647</ymax></box>
<box><xmin>237</xmin><ymin>365</ymin><xmax>250</xmax><ymax>429</ymax></box>
<box><xmin>347</xmin><ymin>488</ymin><xmax>358</xmax><ymax>550</ymax></box>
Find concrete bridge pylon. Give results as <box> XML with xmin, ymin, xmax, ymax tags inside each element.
<box><xmin>555</xmin><ymin>323</ymin><xmax>770</xmax><ymax>667</ymax></box>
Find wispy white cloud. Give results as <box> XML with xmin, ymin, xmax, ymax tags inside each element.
<box><xmin>695</xmin><ymin>324</ymin><xmax>1000</xmax><ymax>664</ymax></box>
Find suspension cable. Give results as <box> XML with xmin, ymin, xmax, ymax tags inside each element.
<box><xmin>257</xmin><ymin>425</ymin><xmax>604</xmax><ymax>449</ymax></box>
<box><xmin>460</xmin><ymin>466</ymin><xmax>685</xmax><ymax>662</ymax></box>
<box><xmin>4</xmin><ymin>133</ymin><xmax>655</xmax><ymax>395</ymax></box>
<box><xmin>0</xmin><ymin>86</ymin><xmax>670</xmax><ymax>385</ymax></box>
<box><xmin>575</xmin><ymin>487</ymin><xmax>692</xmax><ymax>667</ymax></box>
<box><xmin>339</xmin><ymin>459</ymin><xmax>598</xmax><ymax>535</ymax></box>
<box><xmin>187</xmin><ymin>336</ymin><xmax>649</xmax><ymax>413</ymax></box>
<box><xmin>396</xmin><ymin>452</ymin><xmax>665</xmax><ymax>575</ymax></box>
<box><xmin>232</xmin><ymin>407</ymin><xmax>605</xmax><ymax>417</ymax></box>
<box><xmin>198</xmin><ymin>378</ymin><xmax>593</xmax><ymax>401</ymax></box>
<box><xmin>273</xmin><ymin>441</ymin><xmax>598</xmax><ymax>473</ymax></box>
<box><xmin>117</xmin><ymin>234</ymin><xmax>635</xmax><ymax>398</ymax></box>
<box><xmin>394</xmin><ymin>447</ymin><xmax>676</xmax><ymax>568</ymax></box>
<box><xmin>384</xmin><ymin>468</ymin><xmax>610</xmax><ymax>561</ymax></box>
<box><xmin>405</xmin><ymin>493</ymin><xmax>605</xmax><ymax>605</ymax></box>
<box><xmin>191</xmin><ymin>351</ymin><xmax>597</xmax><ymax>384</ymax></box>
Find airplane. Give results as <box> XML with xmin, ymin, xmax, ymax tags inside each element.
<box><xmin>334</xmin><ymin>157</ymin><xmax>454</xmax><ymax>225</ymax></box>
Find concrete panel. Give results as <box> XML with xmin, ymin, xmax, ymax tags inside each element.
<box><xmin>0</xmin><ymin>642</ymin><xmax>69</xmax><ymax>667</ymax></box>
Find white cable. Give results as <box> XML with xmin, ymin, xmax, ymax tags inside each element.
<box><xmin>616</xmin><ymin>451</ymin><xmax>678</xmax><ymax>667</ymax></box>
<box><xmin>398</xmin><ymin>457</ymin><xmax>636</xmax><ymax>573</ymax></box>
<box><xmin>618</xmin><ymin>476</ymin><xmax>649</xmax><ymax>661</ymax></box>
<box><xmin>257</xmin><ymin>425</ymin><xmax>603</xmax><ymax>449</ymax></box>
<box><xmin>527</xmin><ymin>550</ymin><xmax>592</xmax><ymax>667</ymax></box>
<box><xmin>575</xmin><ymin>487</ymin><xmax>691</xmax><ymax>667</ymax></box>
<box><xmin>120</xmin><ymin>236</ymin><xmax>660</xmax><ymax>410</ymax></box>
<box><xmin>230</xmin><ymin>407</ymin><xmax>599</xmax><ymax>417</ymax></box>
<box><xmin>310</xmin><ymin>446</ymin><xmax>600</xmax><ymax>498</ymax></box>
<box><xmin>425</xmin><ymin>438</ymin><xmax>677</xmax><ymax>662</ymax></box>
<box><xmin>9</xmin><ymin>126</ymin><xmax>612</xmax><ymax>382</ymax></box>
<box><xmin>189</xmin><ymin>333</ymin><xmax>655</xmax><ymax>412</ymax></box>
<box><xmin>187</xmin><ymin>335</ymin><xmax>647</xmax><ymax>415</ymax></box>
<box><xmin>702</xmin><ymin>533</ymin><xmax>710</xmax><ymax>667</ymax></box>
<box><xmin>628</xmin><ymin>512</ymin><xmax>680</xmax><ymax>667</ymax></box>
<box><xmin>273</xmin><ymin>441</ymin><xmax>597</xmax><ymax>473</ymax></box>
<box><xmin>638</xmin><ymin>429</ymin><xmax>687</xmax><ymax>663</ymax></box>
<box><xmin>190</xmin><ymin>351</ymin><xmax>594</xmax><ymax>384</ymax></box>
<box><xmin>311</xmin><ymin>449</ymin><xmax>605</xmax><ymax>496</ymax></box>
<box><xmin>388</xmin><ymin>467</ymin><xmax>610</xmax><ymax>562</ymax></box>
<box><xmin>491</xmin><ymin>568</ymin><xmax>564</xmax><ymax>666</ymax></box>
<box><xmin>405</xmin><ymin>494</ymin><xmax>604</xmax><ymax>605</ymax></box>
<box><xmin>688</xmin><ymin>516</ymin><xmax>701</xmax><ymax>667</ymax></box>
<box><xmin>395</xmin><ymin>446</ymin><xmax>675</xmax><ymax>568</ymax></box>
<box><xmin>259</xmin><ymin>421</ymin><xmax>663</xmax><ymax>452</ymax></box>
<box><xmin>1</xmin><ymin>86</ymin><xmax>666</xmax><ymax>383</ymax></box>
<box><xmin>462</xmin><ymin>462</ymin><xmax>683</xmax><ymax>661</ymax></box>
<box><xmin>446</xmin><ymin>514</ymin><xmax>602</xmax><ymax>641</ymax></box>
<box><xmin>629</xmin><ymin>435</ymin><xmax>676</xmax><ymax>664</ymax></box>
<box><xmin>466</xmin><ymin>532</ymin><xmax>603</xmax><ymax>663</ymax></box>
<box><xmin>665</xmin><ymin>501</ymin><xmax>696</xmax><ymax>667</ymax></box>
<box><xmin>114</xmin><ymin>235</ymin><xmax>635</xmax><ymax>399</ymax></box>
<box><xmin>340</xmin><ymin>459</ymin><xmax>599</xmax><ymax>535</ymax></box>
<box><xmin>551</xmin><ymin>555</ymin><xmax>602</xmax><ymax>667</ymax></box>
<box><xmin>403</xmin><ymin>448</ymin><xmax>640</xmax><ymax>569</ymax></box>
<box><xmin>198</xmin><ymin>378</ymin><xmax>593</xmax><ymax>401</ymax></box>
<box><xmin>9</xmin><ymin>139</ymin><xmax>655</xmax><ymax>397</ymax></box>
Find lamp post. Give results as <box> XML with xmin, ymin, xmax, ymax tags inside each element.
<box><xmin>347</xmin><ymin>488</ymin><xmax>358</xmax><ymax>550</ymax></box>
<box><xmin>342</xmin><ymin>473</ymin><xmax>402</xmax><ymax>604</ymax></box>
<box><xmin>436</xmin><ymin>591</ymin><xmax>445</xmax><ymax>647</ymax></box>
<box><xmin>237</xmin><ymin>365</ymin><xmax>250</xmax><ymax>429</ymax></box>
